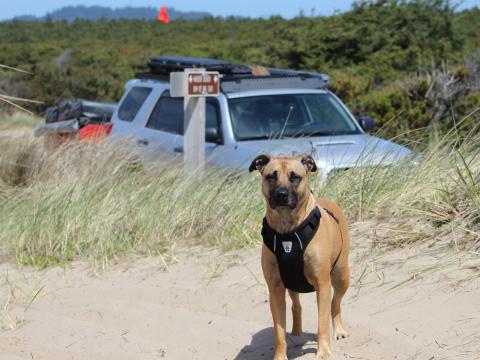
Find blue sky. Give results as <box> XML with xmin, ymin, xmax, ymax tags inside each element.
<box><xmin>2</xmin><ymin>0</ymin><xmax>479</xmax><ymax>20</ymax></box>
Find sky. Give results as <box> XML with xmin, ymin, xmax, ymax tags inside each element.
<box><xmin>1</xmin><ymin>0</ymin><xmax>479</xmax><ymax>20</ymax></box>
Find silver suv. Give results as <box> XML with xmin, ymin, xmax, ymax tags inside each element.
<box><xmin>110</xmin><ymin>56</ymin><xmax>414</xmax><ymax>180</ymax></box>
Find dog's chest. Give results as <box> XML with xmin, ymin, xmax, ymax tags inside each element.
<box><xmin>261</xmin><ymin>207</ymin><xmax>321</xmax><ymax>293</ymax></box>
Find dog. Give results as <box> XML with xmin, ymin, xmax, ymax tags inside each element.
<box><xmin>249</xmin><ymin>154</ymin><xmax>350</xmax><ymax>359</ymax></box>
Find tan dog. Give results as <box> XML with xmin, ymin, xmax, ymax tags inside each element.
<box><xmin>249</xmin><ymin>154</ymin><xmax>350</xmax><ymax>359</ymax></box>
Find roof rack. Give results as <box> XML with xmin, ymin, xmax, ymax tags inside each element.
<box><xmin>147</xmin><ymin>56</ymin><xmax>251</xmax><ymax>76</ymax></box>
<box><xmin>135</xmin><ymin>55</ymin><xmax>330</xmax><ymax>92</ymax></box>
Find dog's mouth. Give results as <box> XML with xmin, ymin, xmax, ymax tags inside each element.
<box><xmin>269</xmin><ymin>195</ymin><xmax>298</xmax><ymax>210</ymax></box>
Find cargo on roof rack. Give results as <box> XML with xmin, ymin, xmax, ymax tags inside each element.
<box><xmin>147</xmin><ymin>56</ymin><xmax>251</xmax><ymax>76</ymax></box>
<box><xmin>135</xmin><ymin>55</ymin><xmax>330</xmax><ymax>91</ymax></box>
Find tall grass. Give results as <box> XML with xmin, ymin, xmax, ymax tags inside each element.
<box><xmin>0</xmin><ymin>134</ymin><xmax>264</xmax><ymax>267</ymax></box>
<box><xmin>0</xmin><ymin>113</ymin><xmax>479</xmax><ymax>267</ymax></box>
<box><xmin>0</xmin><ymin>111</ymin><xmax>41</xmax><ymax>131</ymax></box>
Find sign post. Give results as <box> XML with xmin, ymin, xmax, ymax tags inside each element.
<box><xmin>183</xmin><ymin>73</ymin><xmax>206</xmax><ymax>173</ymax></box>
<box><xmin>170</xmin><ymin>68</ymin><xmax>220</xmax><ymax>174</ymax></box>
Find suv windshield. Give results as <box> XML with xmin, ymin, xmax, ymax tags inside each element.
<box><xmin>228</xmin><ymin>93</ymin><xmax>361</xmax><ymax>140</ymax></box>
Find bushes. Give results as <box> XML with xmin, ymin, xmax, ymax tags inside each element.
<box><xmin>330</xmin><ymin>58</ymin><xmax>480</xmax><ymax>142</ymax></box>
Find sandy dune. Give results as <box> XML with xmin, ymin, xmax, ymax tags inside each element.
<box><xmin>1</xmin><ymin>225</ymin><xmax>479</xmax><ymax>360</ymax></box>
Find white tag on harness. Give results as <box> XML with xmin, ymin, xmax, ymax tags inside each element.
<box><xmin>282</xmin><ymin>241</ymin><xmax>293</xmax><ymax>253</ymax></box>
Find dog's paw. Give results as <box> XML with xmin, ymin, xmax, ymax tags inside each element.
<box><xmin>335</xmin><ymin>329</ymin><xmax>348</xmax><ymax>340</ymax></box>
<box><xmin>315</xmin><ymin>342</ymin><xmax>332</xmax><ymax>359</ymax></box>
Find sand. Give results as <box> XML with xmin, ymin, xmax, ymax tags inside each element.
<box><xmin>1</xmin><ymin>224</ymin><xmax>479</xmax><ymax>360</ymax></box>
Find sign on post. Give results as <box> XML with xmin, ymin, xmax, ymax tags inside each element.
<box><xmin>188</xmin><ymin>72</ymin><xmax>219</xmax><ymax>96</ymax></box>
<box><xmin>170</xmin><ymin>69</ymin><xmax>220</xmax><ymax>174</ymax></box>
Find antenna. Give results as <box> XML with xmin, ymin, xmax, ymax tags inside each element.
<box><xmin>279</xmin><ymin>105</ymin><xmax>294</xmax><ymax>139</ymax></box>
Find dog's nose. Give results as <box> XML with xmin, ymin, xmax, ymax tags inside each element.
<box><xmin>276</xmin><ymin>188</ymin><xmax>289</xmax><ymax>199</ymax></box>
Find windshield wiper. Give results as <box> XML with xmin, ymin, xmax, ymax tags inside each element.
<box><xmin>239</xmin><ymin>130</ymin><xmax>343</xmax><ymax>141</ymax></box>
<box><xmin>238</xmin><ymin>135</ymin><xmax>271</xmax><ymax>141</ymax></box>
<box><xmin>305</xmin><ymin>130</ymin><xmax>331</xmax><ymax>137</ymax></box>
<box><xmin>289</xmin><ymin>130</ymin><xmax>331</xmax><ymax>137</ymax></box>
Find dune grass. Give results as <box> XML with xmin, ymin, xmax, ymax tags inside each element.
<box><xmin>0</xmin><ymin>111</ymin><xmax>42</xmax><ymax>131</ymax></box>
<box><xmin>0</xmin><ymin>130</ymin><xmax>264</xmax><ymax>268</ymax></box>
<box><xmin>0</xmin><ymin>113</ymin><xmax>479</xmax><ymax>268</ymax></box>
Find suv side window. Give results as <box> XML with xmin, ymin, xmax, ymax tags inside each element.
<box><xmin>147</xmin><ymin>93</ymin><xmax>183</xmax><ymax>134</ymax></box>
<box><xmin>117</xmin><ymin>87</ymin><xmax>152</xmax><ymax>122</ymax></box>
<box><xmin>147</xmin><ymin>92</ymin><xmax>222</xmax><ymax>141</ymax></box>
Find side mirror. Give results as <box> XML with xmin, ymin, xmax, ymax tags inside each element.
<box><xmin>358</xmin><ymin>116</ymin><xmax>375</xmax><ymax>132</ymax></box>
<box><xmin>205</xmin><ymin>127</ymin><xmax>219</xmax><ymax>143</ymax></box>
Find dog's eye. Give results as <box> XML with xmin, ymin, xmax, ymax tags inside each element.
<box><xmin>266</xmin><ymin>172</ymin><xmax>277</xmax><ymax>181</ymax></box>
<box><xmin>289</xmin><ymin>172</ymin><xmax>302</xmax><ymax>182</ymax></box>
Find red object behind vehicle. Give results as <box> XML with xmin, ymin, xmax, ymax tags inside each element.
<box><xmin>156</xmin><ymin>6</ymin><xmax>170</xmax><ymax>24</ymax></box>
<box><xmin>78</xmin><ymin>123</ymin><xmax>113</xmax><ymax>142</ymax></box>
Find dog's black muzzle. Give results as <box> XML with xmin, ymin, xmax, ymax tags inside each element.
<box><xmin>269</xmin><ymin>187</ymin><xmax>298</xmax><ymax>209</ymax></box>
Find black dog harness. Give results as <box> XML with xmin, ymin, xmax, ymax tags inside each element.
<box><xmin>262</xmin><ymin>207</ymin><xmax>341</xmax><ymax>293</ymax></box>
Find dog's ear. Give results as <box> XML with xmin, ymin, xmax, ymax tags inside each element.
<box><xmin>249</xmin><ymin>154</ymin><xmax>270</xmax><ymax>173</ymax></box>
<box><xmin>301</xmin><ymin>155</ymin><xmax>317</xmax><ymax>173</ymax></box>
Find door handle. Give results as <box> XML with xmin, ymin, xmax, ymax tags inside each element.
<box><xmin>174</xmin><ymin>146</ymin><xmax>183</xmax><ymax>153</ymax></box>
<box><xmin>137</xmin><ymin>138</ymin><xmax>149</xmax><ymax>146</ymax></box>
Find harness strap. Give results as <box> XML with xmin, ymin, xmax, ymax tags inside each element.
<box><xmin>323</xmin><ymin>207</ymin><xmax>339</xmax><ymax>225</ymax></box>
<box><xmin>320</xmin><ymin>207</ymin><xmax>344</xmax><ymax>273</ymax></box>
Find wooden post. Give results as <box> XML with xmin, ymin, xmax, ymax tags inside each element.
<box><xmin>183</xmin><ymin>68</ymin><xmax>206</xmax><ymax>174</ymax></box>
<box><xmin>170</xmin><ymin>67</ymin><xmax>219</xmax><ymax>175</ymax></box>
<box><xmin>183</xmin><ymin>94</ymin><xmax>206</xmax><ymax>174</ymax></box>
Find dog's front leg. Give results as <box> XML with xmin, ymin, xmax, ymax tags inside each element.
<box><xmin>268</xmin><ymin>282</ymin><xmax>287</xmax><ymax>360</ymax></box>
<box><xmin>262</xmin><ymin>246</ymin><xmax>288</xmax><ymax>359</ymax></box>
<box><xmin>315</xmin><ymin>279</ymin><xmax>332</xmax><ymax>359</ymax></box>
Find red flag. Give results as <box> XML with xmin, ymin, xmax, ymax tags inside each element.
<box><xmin>156</xmin><ymin>6</ymin><xmax>170</xmax><ymax>24</ymax></box>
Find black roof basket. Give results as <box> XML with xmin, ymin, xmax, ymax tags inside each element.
<box><xmin>135</xmin><ymin>55</ymin><xmax>330</xmax><ymax>92</ymax></box>
<box><xmin>147</xmin><ymin>56</ymin><xmax>252</xmax><ymax>76</ymax></box>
